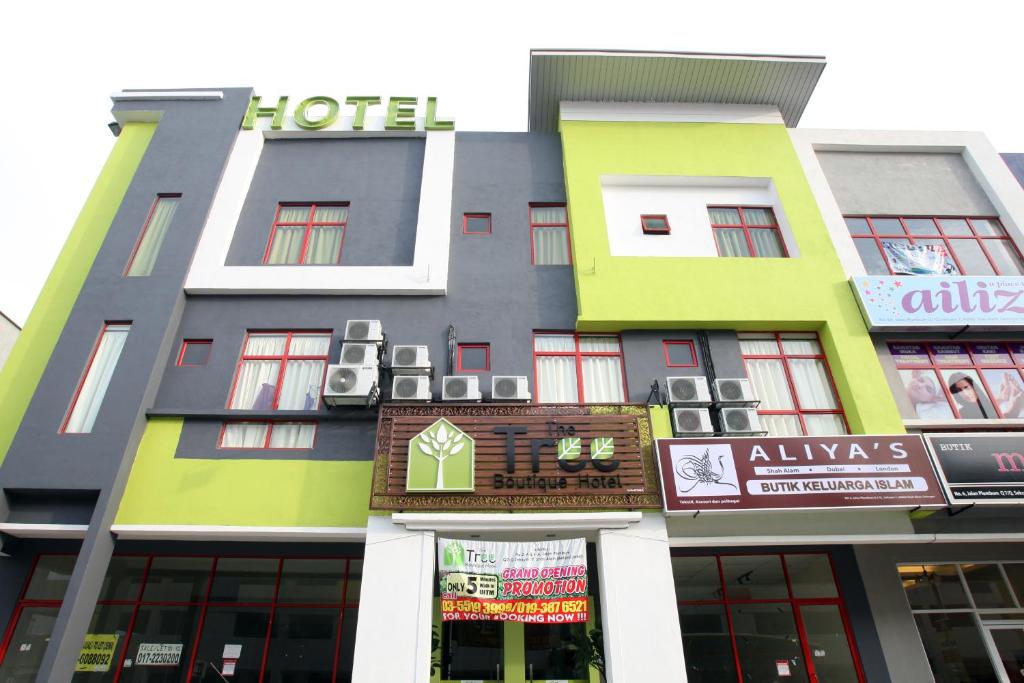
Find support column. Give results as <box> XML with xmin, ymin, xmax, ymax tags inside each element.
<box><xmin>597</xmin><ymin>513</ymin><xmax>686</xmax><ymax>682</ymax></box>
<box><xmin>352</xmin><ymin>515</ymin><xmax>435</xmax><ymax>683</ymax></box>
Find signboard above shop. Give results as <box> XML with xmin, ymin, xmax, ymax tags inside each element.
<box><xmin>371</xmin><ymin>404</ymin><xmax>661</xmax><ymax>511</ymax></box>
<box><xmin>656</xmin><ymin>435</ymin><xmax>945</xmax><ymax>513</ymax></box>
<box><xmin>241</xmin><ymin>95</ymin><xmax>455</xmax><ymax>132</ymax></box>
<box><xmin>851</xmin><ymin>276</ymin><xmax>1024</xmax><ymax>330</ymax></box>
<box><xmin>925</xmin><ymin>433</ymin><xmax>1024</xmax><ymax>505</ymax></box>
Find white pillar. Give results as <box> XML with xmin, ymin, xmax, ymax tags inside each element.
<box><xmin>597</xmin><ymin>513</ymin><xmax>686</xmax><ymax>681</ymax></box>
<box><xmin>351</xmin><ymin>515</ymin><xmax>435</xmax><ymax>683</ymax></box>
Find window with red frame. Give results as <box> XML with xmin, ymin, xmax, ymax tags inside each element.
<box><xmin>845</xmin><ymin>216</ymin><xmax>1024</xmax><ymax>276</ymax></box>
<box><xmin>0</xmin><ymin>553</ymin><xmax>362</xmax><ymax>682</ymax></box>
<box><xmin>125</xmin><ymin>194</ymin><xmax>181</xmax><ymax>276</ymax></box>
<box><xmin>463</xmin><ymin>213</ymin><xmax>492</xmax><ymax>235</ymax></box>
<box><xmin>641</xmin><ymin>214</ymin><xmax>671</xmax><ymax>235</ymax></box>
<box><xmin>457</xmin><ymin>344</ymin><xmax>490</xmax><ymax>372</ymax></box>
<box><xmin>709</xmin><ymin>206</ymin><xmax>787</xmax><ymax>257</ymax></box>
<box><xmin>890</xmin><ymin>342</ymin><xmax>1024</xmax><ymax>420</ymax></box>
<box><xmin>264</xmin><ymin>203</ymin><xmax>348</xmax><ymax>265</ymax></box>
<box><xmin>530</xmin><ymin>205</ymin><xmax>571</xmax><ymax>265</ymax></box>
<box><xmin>739</xmin><ymin>332</ymin><xmax>847</xmax><ymax>436</ymax></box>
<box><xmin>663</xmin><ymin>340</ymin><xmax>697</xmax><ymax>367</ymax></box>
<box><xmin>177</xmin><ymin>339</ymin><xmax>212</xmax><ymax>366</ymax></box>
<box><xmin>62</xmin><ymin>322</ymin><xmax>131</xmax><ymax>434</ymax></box>
<box><xmin>224</xmin><ymin>332</ymin><xmax>331</xmax><ymax>449</ymax></box>
<box><xmin>673</xmin><ymin>552</ymin><xmax>865</xmax><ymax>683</ymax></box>
<box><xmin>533</xmin><ymin>333</ymin><xmax>626</xmax><ymax>403</ymax></box>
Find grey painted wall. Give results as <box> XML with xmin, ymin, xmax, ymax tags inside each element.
<box><xmin>1003</xmin><ymin>153</ymin><xmax>1024</xmax><ymax>188</ymax></box>
<box><xmin>816</xmin><ymin>151</ymin><xmax>997</xmax><ymax>215</ymax></box>
<box><xmin>226</xmin><ymin>138</ymin><xmax>424</xmax><ymax>266</ymax></box>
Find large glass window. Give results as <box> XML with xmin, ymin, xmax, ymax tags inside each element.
<box><xmin>126</xmin><ymin>195</ymin><xmax>181</xmax><ymax>277</ymax></box>
<box><xmin>0</xmin><ymin>554</ymin><xmax>362</xmax><ymax>682</ymax></box>
<box><xmin>533</xmin><ymin>334</ymin><xmax>626</xmax><ymax>404</ymax></box>
<box><xmin>846</xmin><ymin>215</ymin><xmax>1024</xmax><ymax>276</ymax></box>
<box><xmin>739</xmin><ymin>332</ymin><xmax>848</xmax><ymax>436</ymax></box>
<box><xmin>62</xmin><ymin>323</ymin><xmax>131</xmax><ymax>434</ymax></box>
<box><xmin>890</xmin><ymin>342</ymin><xmax>1024</xmax><ymax>420</ymax></box>
<box><xmin>709</xmin><ymin>206</ymin><xmax>787</xmax><ymax>257</ymax></box>
<box><xmin>530</xmin><ymin>205</ymin><xmax>571</xmax><ymax>265</ymax></box>
<box><xmin>674</xmin><ymin>552</ymin><xmax>862</xmax><ymax>683</ymax></box>
<box><xmin>264</xmin><ymin>203</ymin><xmax>348</xmax><ymax>265</ymax></box>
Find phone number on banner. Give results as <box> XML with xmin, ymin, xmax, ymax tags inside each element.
<box><xmin>441</xmin><ymin>598</ymin><xmax>589</xmax><ymax>623</ymax></box>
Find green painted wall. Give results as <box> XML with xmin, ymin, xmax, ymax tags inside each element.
<box><xmin>0</xmin><ymin>123</ymin><xmax>156</xmax><ymax>464</ymax></box>
<box><xmin>115</xmin><ymin>418</ymin><xmax>372</xmax><ymax>527</ymax></box>
<box><xmin>560</xmin><ymin>120</ymin><xmax>903</xmax><ymax>434</ymax></box>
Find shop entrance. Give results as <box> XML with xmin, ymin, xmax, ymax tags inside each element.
<box><xmin>982</xmin><ymin>621</ymin><xmax>1024</xmax><ymax>683</ymax></box>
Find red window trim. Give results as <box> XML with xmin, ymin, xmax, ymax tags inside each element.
<box><xmin>532</xmin><ymin>332</ymin><xmax>628</xmax><ymax>404</ymax></box>
<box><xmin>739</xmin><ymin>332</ymin><xmax>849</xmax><ymax>436</ymax></box>
<box><xmin>663</xmin><ymin>340</ymin><xmax>698</xmax><ymax>368</ymax></box>
<box><xmin>889</xmin><ymin>341</ymin><xmax>1024</xmax><ymax>420</ymax></box>
<box><xmin>123</xmin><ymin>194</ymin><xmax>182</xmax><ymax>276</ymax></box>
<box><xmin>456</xmin><ymin>343</ymin><xmax>491</xmax><ymax>372</ymax></box>
<box><xmin>672</xmin><ymin>550</ymin><xmax>866</xmax><ymax>683</ymax></box>
<box><xmin>462</xmin><ymin>213</ymin><xmax>492</xmax><ymax>235</ymax></box>
<box><xmin>0</xmin><ymin>553</ymin><xmax>361</xmax><ymax>682</ymax></box>
<box><xmin>177</xmin><ymin>339</ymin><xmax>212</xmax><ymax>367</ymax></box>
<box><xmin>846</xmin><ymin>215</ymin><xmax>1023</xmax><ymax>276</ymax></box>
<box><xmin>529</xmin><ymin>203</ymin><xmax>573</xmax><ymax>266</ymax></box>
<box><xmin>217</xmin><ymin>421</ymin><xmax>318</xmax><ymax>450</ymax></box>
<box><xmin>226</xmin><ymin>330</ymin><xmax>332</xmax><ymax>411</ymax></box>
<box><xmin>59</xmin><ymin>322</ymin><xmax>132</xmax><ymax>434</ymax></box>
<box><xmin>262</xmin><ymin>202</ymin><xmax>349</xmax><ymax>265</ymax></box>
<box><xmin>641</xmin><ymin>214</ymin><xmax>671</xmax><ymax>235</ymax></box>
<box><xmin>709</xmin><ymin>205</ymin><xmax>789</xmax><ymax>258</ymax></box>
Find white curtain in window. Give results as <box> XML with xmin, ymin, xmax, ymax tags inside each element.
<box><xmin>314</xmin><ymin>206</ymin><xmax>348</xmax><ymax>223</ymax></box>
<box><xmin>267</xmin><ymin>226</ymin><xmax>305</xmax><ymax>264</ymax></box>
<box><xmin>761</xmin><ymin>414</ymin><xmax>803</xmax><ymax>437</ymax></box>
<box><xmin>221</xmin><ymin>423</ymin><xmax>268</xmax><ymax>448</ymax></box>
<box><xmin>743</xmin><ymin>208</ymin><xmax>775</xmax><ymax>225</ymax></box>
<box><xmin>305</xmin><ymin>227</ymin><xmax>343</xmax><ymax>264</ymax></box>
<box><xmin>534</xmin><ymin>335</ymin><xmax>575</xmax><ymax>352</ymax></box>
<box><xmin>780</xmin><ymin>337</ymin><xmax>821</xmax><ymax>355</ymax></box>
<box><xmin>289</xmin><ymin>335</ymin><xmax>330</xmax><ymax>356</ymax></box>
<box><xmin>803</xmin><ymin>414</ymin><xmax>848</xmax><ymax>435</ymax></box>
<box><xmin>231</xmin><ymin>361</ymin><xmax>280</xmax><ymax>409</ymax></box>
<box><xmin>789</xmin><ymin>359</ymin><xmax>839</xmax><ymax>409</ymax></box>
<box><xmin>536</xmin><ymin>356</ymin><xmax>578</xmax><ymax>403</ymax></box>
<box><xmin>578</xmin><ymin>337</ymin><xmax>620</xmax><ymax>353</ymax></box>
<box><xmin>278</xmin><ymin>206</ymin><xmax>309</xmax><ymax>223</ymax></box>
<box><xmin>744</xmin><ymin>359</ymin><xmax>794</xmax><ymax>410</ymax></box>
<box><xmin>530</xmin><ymin>206</ymin><xmax>566</xmax><ymax>224</ymax></box>
<box><xmin>245</xmin><ymin>335</ymin><xmax>287</xmax><ymax>356</ymax></box>
<box><xmin>582</xmin><ymin>357</ymin><xmax>624</xmax><ymax>402</ymax></box>
<box><xmin>64</xmin><ymin>325</ymin><xmax>130</xmax><ymax>433</ymax></box>
<box><xmin>715</xmin><ymin>229</ymin><xmax>750</xmax><ymax>257</ymax></box>
<box><xmin>127</xmin><ymin>197</ymin><xmax>179</xmax><ymax>277</ymax></box>
<box><xmin>269</xmin><ymin>424</ymin><xmax>316</xmax><ymax>448</ymax></box>
<box><xmin>534</xmin><ymin>226</ymin><xmax>570</xmax><ymax>265</ymax></box>
<box><xmin>278</xmin><ymin>360</ymin><xmax>326</xmax><ymax>410</ymax></box>
<box><xmin>750</xmin><ymin>230</ymin><xmax>784</xmax><ymax>257</ymax></box>
<box><xmin>708</xmin><ymin>208</ymin><xmax>740</xmax><ymax>224</ymax></box>
<box><xmin>739</xmin><ymin>339</ymin><xmax>779</xmax><ymax>355</ymax></box>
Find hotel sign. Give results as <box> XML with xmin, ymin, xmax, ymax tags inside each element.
<box><xmin>242</xmin><ymin>95</ymin><xmax>454</xmax><ymax>131</ymax></box>
<box><xmin>925</xmin><ymin>433</ymin><xmax>1024</xmax><ymax>504</ymax></box>
<box><xmin>656</xmin><ymin>435</ymin><xmax>945</xmax><ymax>513</ymax></box>
<box><xmin>371</xmin><ymin>404</ymin><xmax>661</xmax><ymax>510</ymax></box>
<box><xmin>851</xmin><ymin>276</ymin><xmax>1024</xmax><ymax>329</ymax></box>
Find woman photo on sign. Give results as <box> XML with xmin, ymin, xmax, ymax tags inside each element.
<box><xmin>945</xmin><ymin>372</ymin><xmax>997</xmax><ymax>419</ymax></box>
<box><xmin>899</xmin><ymin>369</ymin><xmax>954</xmax><ymax>420</ymax></box>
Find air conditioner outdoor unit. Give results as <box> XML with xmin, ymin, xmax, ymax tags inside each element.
<box><xmin>391</xmin><ymin>345</ymin><xmax>431</xmax><ymax>375</ymax></box>
<box><xmin>339</xmin><ymin>342</ymin><xmax>379</xmax><ymax>367</ymax></box>
<box><xmin>344</xmin><ymin>319</ymin><xmax>384</xmax><ymax>344</ymax></box>
<box><xmin>442</xmin><ymin>375</ymin><xmax>481</xmax><ymax>402</ymax></box>
<box><xmin>713</xmin><ymin>378</ymin><xmax>759</xmax><ymax>407</ymax></box>
<box><xmin>666</xmin><ymin>376</ymin><xmax>712</xmax><ymax>406</ymax></box>
<box><xmin>719</xmin><ymin>407</ymin><xmax>765</xmax><ymax>435</ymax></box>
<box><xmin>672</xmin><ymin>408</ymin><xmax>714</xmax><ymax>436</ymax></box>
<box><xmin>491</xmin><ymin>376</ymin><xmax>530</xmax><ymax>402</ymax></box>
<box><xmin>323</xmin><ymin>364</ymin><xmax>379</xmax><ymax>406</ymax></box>
<box><xmin>391</xmin><ymin>375</ymin><xmax>432</xmax><ymax>402</ymax></box>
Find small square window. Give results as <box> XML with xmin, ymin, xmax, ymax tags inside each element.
<box><xmin>463</xmin><ymin>213</ymin><xmax>492</xmax><ymax>235</ymax></box>
<box><xmin>457</xmin><ymin>344</ymin><xmax>490</xmax><ymax>372</ymax></box>
<box><xmin>178</xmin><ymin>340</ymin><xmax>212</xmax><ymax>366</ymax></box>
<box><xmin>641</xmin><ymin>215</ymin><xmax>671</xmax><ymax>235</ymax></box>
<box><xmin>663</xmin><ymin>340</ymin><xmax>697</xmax><ymax>367</ymax></box>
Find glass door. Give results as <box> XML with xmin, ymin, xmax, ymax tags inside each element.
<box><xmin>982</xmin><ymin>622</ymin><xmax>1024</xmax><ymax>683</ymax></box>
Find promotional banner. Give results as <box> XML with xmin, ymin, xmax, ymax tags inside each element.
<box><xmin>882</xmin><ymin>241</ymin><xmax>951</xmax><ymax>275</ymax></box>
<box><xmin>656</xmin><ymin>435</ymin><xmax>946</xmax><ymax>513</ymax></box>
<box><xmin>437</xmin><ymin>538</ymin><xmax>588</xmax><ymax>624</ymax></box>
<box><xmin>851</xmin><ymin>276</ymin><xmax>1024</xmax><ymax>329</ymax></box>
<box><xmin>925</xmin><ymin>433</ymin><xmax>1024</xmax><ymax>504</ymax></box>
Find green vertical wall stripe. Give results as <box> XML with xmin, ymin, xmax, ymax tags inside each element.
<box><xmin>0</xmin><ymin>122</ymin><xmax>157</xmax><ymax>464</ymax></box>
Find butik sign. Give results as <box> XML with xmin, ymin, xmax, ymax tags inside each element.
<box><xmin>437</xmin><ymin>538</ymin><xmax>588</xmax><ymax>624</ymax></box>
<box><xmin>925</xmin><ymin>433</ymin><xmax>1024</xmax><ymax>504</ymax></box>
<box><xmin>656</xmin><ymin>435</ymin><xmax>945</xmax><ymax>513</ymax></box>
<box><xmin>852</xmin><ymin>276</ymin><xmax>1024</xmax><ymax>329</ymax></box>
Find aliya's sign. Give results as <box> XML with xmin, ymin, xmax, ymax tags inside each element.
<box><xmin>242</xmin><ymin>95</ymin><xmax>454</xmax><ymax>131</ymax></box>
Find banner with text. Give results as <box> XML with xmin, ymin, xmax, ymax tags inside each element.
<box><xmin>656</xmin><ymin>435</ymin><xmax>946</xmax><ymax>513</ymax></box>
<box><xmin>851</xmin><ymin>276</ymin><xmax>1024</xmax><ymax>329</ymax></box>
<box><xmin>437</xmin><ymin>538</ymin><xmax>588</xmax><ymax>624</ymax></box>
<box><xmin>925</xmin><ymin>433</ymin><xmax>1024</xmax><ymax>504</ymax></box>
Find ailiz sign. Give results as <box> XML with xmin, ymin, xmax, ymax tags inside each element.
<box><xmin>372</xmin><ymin>405</ymin><xmax>662</xmax><ymax>511</ymax></box>
<box><xmin>852</xmin><ymin>276</ymin><xmax>1024</xmax><ymax>329</ymax></box>
<box><xmin>242</xmin><ymin>95</ymin><xmax>455</xmax><ymax>131</ymax></box>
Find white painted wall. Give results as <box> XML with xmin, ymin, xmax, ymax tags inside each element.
<box><xmin>600</xmin><ymin>175</ymin><xmax>798</xmax><ymax>258</ymax></box>
<box><xmin>561</xmin><ymin>101</ymin><xmax>785</xmax><ymax>126</ymax></box>
<box><xmin>0</xmin><ymin>313</ymin><xmax>19</xmax><ymax>372</ymax></box>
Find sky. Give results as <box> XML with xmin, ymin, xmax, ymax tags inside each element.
<box><xmin>1</xmin><ymin>0</ymin><xmax>1022</xmax><ymax>326</ymax></box>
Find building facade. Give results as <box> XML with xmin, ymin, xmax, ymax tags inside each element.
<box><xmin>0</xmin><ymin>312</ymin><xmax>19</xmax><ymax>373</ymax></box>
<box><xmin>0</xmin><ymin>50</ymin><xmax>1023</xmax><ymax>682</ymax></box>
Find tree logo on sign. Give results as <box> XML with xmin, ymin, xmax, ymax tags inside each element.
<box><xmin>406</xmin><ymin>419</ymin><xmax>475</xmax><ymax>492</ymax></box>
